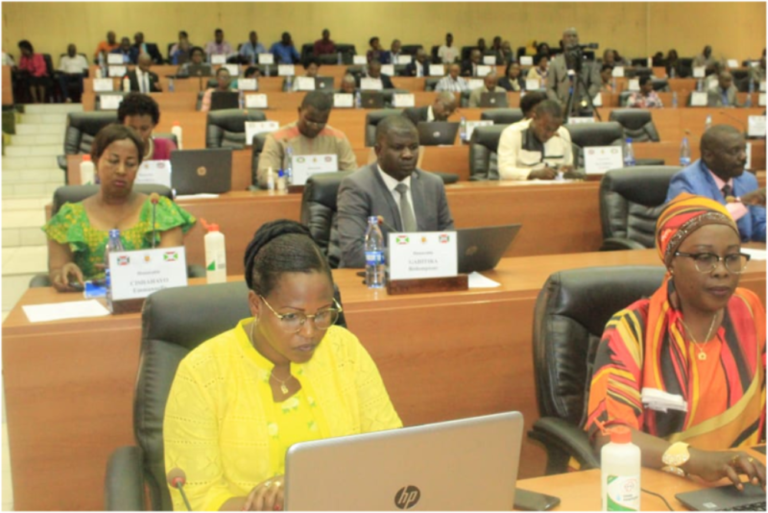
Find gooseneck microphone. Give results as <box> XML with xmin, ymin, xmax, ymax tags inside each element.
<box><xmin>150</xmin><ymin>193</ymin><xmax>160</xmax><ymax>249</ymax></box>
<box><xmin>166</xmin><ymin>467</ymin><xmax>193</xmax><ymax>511</ymax></box>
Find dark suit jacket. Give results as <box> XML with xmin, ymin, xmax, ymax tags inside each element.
<box><xmin>336</xmin><ymin>163</ymin><xmax>455</xmax><ymax>268</ymax></box>
<box><xmin>404</xmin><ymin>60</ymin><xmax>430</xmax><ymax>77</ymax></box>
<box><xmin>546</xmin><ymin>54</ymin><xmax>601</xmax><ymax>107</ymax></box>
<box><xmin>402</xmin><ymin>106</ymin><xmax>430</xmax><ymax>126</ymax></box>
<box><xmin>460</xmin><ymin>59</ymin><xmax>483</xmax><ymax>77</ymax></box>
<box><xmin>125</xmin><ymin>69</ymin><xmax>162</xmax><ymax>93</ymax></box>
<box><xmin>133</xmin><ymin>43</ymin><xmax>163</xmax><ymax>64</ymax></box>
<box><xmin>356</xmin><ymin>73</ymin><xmax>394</xmax><ymax>90</ymax></box>
<box><xmin>498</xmin><ymin>76</ymin><xmax>525</xmax><ymax>91</ymax></box>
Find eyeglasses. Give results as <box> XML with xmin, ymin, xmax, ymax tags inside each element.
<box><xmin>674</xmin><ymin>251</ymin><xmax>751</xmax><ymax>274</ymax></box>
<box><xmin>259</xmin><ymin>296</ymin><xmax>342</xmax><ymax>333</ymax></box>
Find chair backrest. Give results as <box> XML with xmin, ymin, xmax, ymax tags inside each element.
<box><xmin>599</xmin><ymin>166</ymin><xmax>680</xmax><ymax>248</ymax></box>
<box><xmin>401</xmin><ymin>44</ymin><xmax>423</xmax><ymax>56</ymax></box>
<box><xmin>300</xmin><ymin>43</ymin><xmax>314</xmax><ymax>62</ymax></box>
<box><xmin>430</xmin><ymin>45</ymin><xmax>440</xmax><ymax>63</ymax></box>
<box><xmin>460</xmin><ymin>46</ymin><xmax>475</xmax><ymax>62</ymax></box>
<box><xmin>135</xmin><ymin>281</ymin><xmax>347</xmax><ymax>509</ymax></box>
<box><xmin>300</xmin><ymin>171</ymin><xmax>354</xmax><ymax>268</ymax></box>
<box><xmin>52</xmin><ymin>184</ymin><xmax>173</xmax><ymax>215</ymax></box>
<box><xmin>364</xmin><ymin>109</ymin><xmax>403</xmax><ymax>147</ymax></box>
<box><xmin>480</xmin><ymin>108</ymin><xmax>524</xmax><ymax>125</ymax></box>
<box><xmin>424</xmin><ymin>77</ymin><xmax>441</xmax><ymax>91</ymax></box>
<box><xmin>335</xmin><ymin>44</ymin><xmax>356</xmax><ymax>64</ymax></box>
<box><xmin>679</xmin><ymin>57</ymin><xmax>693</xmax><ymax>78</ymax></box>
<box><xmin>63</xmin><ymin>112</ymin><xmax>119</xmax><ymax>156</ymax></box>
<box><xmin>468</xmin><ymin>124</ymin><xmax>508</xmax><ymax>181</ymax></box>
<box><xmin>626</xmin><ymin>66</ymin><xmax>652</xmax><ymax>79</ymax></box>
<box><xmin>206</xmin><ymin>109</ymin><xmax>268</xmax><ymax>149</ymax></box>
<box><xmin>565</xmin><ymin>121</ymin><xmax>624</xmax><ymax>169</ymax></box>
<box><xmin>608</xmin><ymin>109</ymin><xmax>660</xmax><ymax>142</ymax></box>
<box><xmin>651</xmin><ymin>78</ymin><xmax>670</xmax><ymax>92</ymax></box>
<box><xmin>459</xmin><ymin>89</ymin><xmax>471</xmax><ymax>107</ymax></box>
<box><xmin>250</xmin><ymin>132</ymin><xmax>270</xmax><ymax>188</ymax></box>
<box><xmin>532</xmin><ymin>266</ymin><xmax>666</xmax><ymax>427</ymax></box>
<box><xmin>618</xmin><ymin>90</ymin><xmax>631</xmax><ymax>107</ymax></box>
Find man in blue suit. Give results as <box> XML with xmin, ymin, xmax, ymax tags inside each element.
<box><xmin>667</xmin><ymin>125</ymin><xmax>766</xmax><ymax>242</ymax></box>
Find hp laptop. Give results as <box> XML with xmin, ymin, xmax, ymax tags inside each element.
<box><xmin>480</xmin><ymin>91</ymin><xmax>509</xmax><ymax>108</ymax></box>
<box><xmin>416</xmin><ymin>121</ymin><xmax>460</xmax><ymax>146</ymax></box>
<box><xmin>676</xmin><ymin>483</ymin><xmax>766</xmax><ymax>511</ymax></box>
<box><xmin>315</xmin><ymin>77</ymin><xmax>335</xmax><ymax>90</ymax></box>
<box><xmin>457</xmin><ymin>224</ymin><xmax>521</xmax><ymax>273</ymax></box>
<box><xmin>170</xmin><ymin>148</ymin><xmax>232</xmax><ymax>195</ymax></box>
<box><xmin>285</xmin><ymin>411</ymin><xmax>523</xmax><ymax>511</ymax></box>
<box><xmin>210</xmin><ymin>91</ymin><xmax>239</xmax><ymax>111</ymax></box>
<box><xmin>361</xmin><ymin>91</ymin><xmax>385</xmax><ymax>108</ymax></box>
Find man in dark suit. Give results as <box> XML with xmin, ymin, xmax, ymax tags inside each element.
<box><xmin>357</xmin><ymin>60</ymin><xmax>394</xmax><ymax>89</ymax></box>
<box><xmin>336</xmin><ymin>115</ymin><xmax>455</xmax><ymax>268</ymax></box>
<box><xmin>460</xmin><ymin>49</ymin><xmax>483</xmax><ymax>77</ymax></box>
<box><xmin>125</xmin><ymin>54</ymin><xmax>162</xmax><ymax>93</ymax></box>
<box><xmin>402</xmin><ymin>91</ymin><xmax>457</xmax><ymax>126</ymax></box>
<box><xmin>707</xmin><ymin>71</ymin><xmax>741</xmax><ymax>107</ymax></box>
<box><xmin>546</xmin><ymin>27</ymin><xmax>601</xmax><ymax>116</ymax></box>
<box><xmin>111</xmin><ymin>37</ymin><xmax>139</xmax><ymax>64</ymax></box>
<box><xmin>133</xmin><ymin>32</ymin><xmax>163</xmax><ymax>64</ymax></box>
<box><xmin>404</xmin><ymin>48</ymin><xmax>430</xmax><ymax>77</ymax></box>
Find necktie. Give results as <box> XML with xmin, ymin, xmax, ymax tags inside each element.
<box><xmin>722</xmin><ymin>184</ymin><xmax>733</xmax><ymax>198</ymax></box>
<box><xmin>394</xmin><ymin>183</ymin><xmax>417</xmax><ymax>232</ymax></box>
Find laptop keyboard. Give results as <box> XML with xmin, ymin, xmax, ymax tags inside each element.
<box><xmin>722</xmin><ymin>501</ymin><xmax>766</xmax><ymax>511</ymax></box>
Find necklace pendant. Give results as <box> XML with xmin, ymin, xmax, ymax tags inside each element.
<box><xmin>280</xmin><ymin>384</ymin><xmax>289</xmax><ymax>394</ymax></box>
<box><xmin>698</xmin><ymin>352</ymin><xmax>707</xmax><ymax>361</ymax></box>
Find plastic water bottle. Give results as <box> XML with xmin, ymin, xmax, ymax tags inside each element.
<box><xmin>705</xmin><ymin>114</ymin><xmax>713</xmax><ymax>132</ymax></box>
<box><xmin>749</xmin><ymin>78</ymin><xmax>755</xmax><ymax>94</ymax></box>
<box><xmin>94</xmin><ymin>67</ymin><xmax>103</xmax><ymax>79</ymax></box>
<box><xmin>284</xmin><ymin>146</ymin><xmax>294</xmax><ymax>184</ymax></box>
<box><xmin>285</xmin><ymin>75</ymin><xmax>293</xmax><ymax>92</ymax></box>
<box><xmin>355</xmin><ymin>90</ymin><xmax>362</xmax><ymax>109</ymax></box>
<box><xmin>97</xmin><ymin>51</ymin><xmax>106</xmax><ymax>77</ymax></box>
<box><xmin>238</xmin><ymin>89</ymin><xmax>244</xmax><ymax>109</ymax></box>
<box><xmin>204</xmin><ymin>223</ymin><xmax>227</xmax><ymax>284</ymax></box>
<box><xmin>671</xmin><ymin>91</ymin><xmax>678</xmax><ymax>108</ymax></box>
<box><xmin>459</xmin><ymin>116</ymin><xmax>467</xmax><ymax>144</ymax></box>
<box><xmin>79</xmin><ymin>154</ymin><xmax>95</xmax><ymax>185</ymax></box>
<box><xmin>364</xmin><ymin>216</ymin><xmax>385</xmax><ymax>289</ymax></box>
<box><xmin>601</xmin><ymin>426</ymin><xmax>641</xmax><ymax>511</ymax></box>
<box><xmin>104</xmin><ymin>229</ymin><xmax>125</xmax><ymax>313</ymax></box>
<box><xmin>697</xmin><ymin>79</ymin><xmax>704</xmax><ymax>92</ymax></box>
<box><xmin>276</xmin><ymin>169</ymin><xmax>287</xmax><ymax>192</ymax></box>
<box><xmin>746</xmin><ymin>93</ymin><xmax>753</xmax><ymax>108</ymax></box>
<box><xmin>670</xmin><ymin>66</ymin><xmax>675</xmax><ymax>79</ymax></box>
<box><xmin>122</xmin><ymin>76</ymin><xmax>131</xmax><ymax>92</ymax></box>
<box><xmin>337</xmin><ymin>52</ymin><xmax>342</xmax><ymax>65</ymax></box>
<box><xmin>168</xmin><ymin>78</ymin><xmax>175</xmax><ymax>93</ymax></box>
<box><xmin>265</xmin><ymin>64</ymin><xmax>271</xmax><ymax>76</ymax></box>
<box><xmin>266</xmin><ymin>166</ymin><xmax>275</xmax><ymax>192</ymax></box>
<box><xmin>171</xmin><ymin>121</ymin><xmax>183</xmax><ymax>150</ymax></box>
<box><xmin>623</xmin><ymin>138</ymin><xmax>636</xmax><ymax>167</ymax></box>
<box><xmin>611</xmin><ymin>77</ymin><xmax>617</xmax><ymax>92</ymax></box>
<box><xmin>679</xmin><ymin>136</ymin><xmax>691</xmax><ymax>167</ymax></box>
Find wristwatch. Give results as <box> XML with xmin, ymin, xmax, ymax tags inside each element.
<box><xmin>662</xmin><ymin>441</ymin><xmax>691</xmax><ymax>477</ymax></box>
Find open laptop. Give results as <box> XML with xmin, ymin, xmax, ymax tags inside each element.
<box><xmin>170</xmin><ymin>148</ymin><xmax>232</xmax><ymax>195</ymax></box>
<box><xmin>285</xmin><ymin>411</ymin><xmax>523</xmax><ymax>511</ymax></box>
<box><xmin>185</xmin><ymin>64</ymin><xmax>213</xmax><ymax>77</ymax></box>
<box><xmin>676</xmin><ymin>483</ymin><xmax>766</xmax><ymax>511</ymax></box>
<box><xmin>480</xmin><ymin>91</ymin><xmax>509</xmax><ymax>108</ymax></box>
<box><xmin>416</xmin><ymin>121</ymin><xmax>460</xmax><ymax>146</ymax></box>
<box><xmin>210</xmin><ymin>91</ymin><xmax>239</xmax><ymax>111</ymax></box>
<box><xmin>361</xmin><ymin>91</ymin><xmax>385</xmax><ymax>108</ymax></box>
<box><xmin>315</xmin><ymin>77</ymin><xmax>335</xmax><ymax>90</ymax></box>
<box><xmin>457</xmin><ymin>224</ymin><xmax>521</xmax><ymax>273</ymax></box>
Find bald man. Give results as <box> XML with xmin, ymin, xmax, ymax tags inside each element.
<box><xmin>707</xmin><ymin>71</ymin><xmax>740</xmax><ymax>107</ymax></box>
<box><xmin>546</xmin><ymin>27</ymin><xmax>601</xmax><ymax>115</ymax></box>
<box><xmin>667</xmin><ymin>125</ymin><xmax>765</xmax><ymax>242</ymax></box>
<box><xmin>125</xmin><ymin>53</ymin><xmax>162</xmax><ymax>93</ymax></box>
<box><xmin>402</xmin><ymin>91</ymin><xmax>458</xmax><ymax>126</ymax></box>
<box><xmin>435</xmin><ymin>63</ymin><xmax>469</xmax><ymax>92</ymax></box>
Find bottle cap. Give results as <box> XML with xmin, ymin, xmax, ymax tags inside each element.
<box><xmin>173</xmin><ymin>120</ymin><xmax>180</xmax><ymax>126</ymax></box>
<box><xmin>82</xmin><ymin>154</ymin><xmax>91</xmax><ymax>161</ymax></box>
<box><xmin>625</xmin><ymin>138</ymin><xmax>632</xmax><ymax>143</ymax></box>
<box><xmin>278</xmin><ymin>169</ymin><xmax>285</xmax><ymax>177</ymax></box>
<box><xmin>609</xmin><ymin>425</ymin><xmax>632</xmax><ymax>444</ymax></box>
<box><xmin>207</xmin><ymin>224</ymin><xmax>220</xmax><ymax>232</ymax></box>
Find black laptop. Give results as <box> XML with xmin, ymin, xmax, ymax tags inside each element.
<box><xmin>361</xmin><ymin>91</ymin><xmax>385</xmax><ymax>109</ymax></box>
<box><xmin>185</xmin><ymin>64</ymin><xmax>213</xmax><ymax>77</ymax></box>
<box><xmin>480</xmin><ymin>91</ymin><xmax>509</xmax><ymax>108</ymax></box>
<box><xmin>416</xmin><ymin>122</ymin><xmax>460</xmax><ymax>146</ymax></box>
<box><xmin>210</xmin><ymin>91</ymin><xmax>239</xmax><ymax>111</ymax></box>
<box><xmin>457</xmin><ymin>225</ymin><xmax>521</xmax><ymax>273</ymax></box>
<box><xmin>676</xmin><ymin>483</ymin><xmax>766</xmax><ymax>511</ymax></box>
<box><xmin>170</xmin><ymin>148</ymin><xmax>233</xmax><ymax>195</ymax></box>
<box><xmin>315</xmin><ymin>77</ymin><xmax>335</xmax><ymax>90</ymax></box>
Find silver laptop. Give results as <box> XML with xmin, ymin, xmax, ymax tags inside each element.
<box><xmin>285</xmin><ymin>411</ymin><xmax>524</xmax><ymax>511</ymax></box>
<box><xmin>458</xmin><ymin>224</ymin><xmax>521</xmax><ymax>273</ymax></box>
<box><xmin>315</xmin><ymin>77</ymin><xmax>335</xmax><ymax>90</ymax></box>
<box><xmin>480</xmin><ymin>92</ymin><xmax>509</xmax><ymax>108</ymax></box>
<box><xmin>170</xmin><ymin>148</ymin><xmax>232</xmax><ymax>195</ymax></box>
<box><xmin>416</xmin><ymin>121</ymin><xmax>460</xmax><ymax>146</ymax></box>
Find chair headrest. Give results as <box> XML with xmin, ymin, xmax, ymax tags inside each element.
<box><xmin>207</xmin><ymin>109</ymin><xmax>267</xmax><ymax>132</ymax></box>
<box><xmin>53</xmin><ymin>184</ymin><xmax>173</xmax><ymax>215</ymax></box>
<box><xmin>480</xmin><ymin>108</ymin><xmax>524</xmax><ymax>125</ymax></box>
<box><xmin>470</xmin><ymin>124</ymin><xmax>508</xmax><ymax>150</ymax></box>
<box><xmin>366</xmin><ymin>109</ymin><xmax>403</xmax><ymax>126</ymax></box>
<box><xmin>68</xmin><ymin>112</ymin><xmax>119</xmax><ymax>135</ymax></box>
<box><xmin>601</xmin><ymin>166</ymin><xmax>681</xmax><ymax>206</ymax></box>
<box><xmin>608</xmin><ymin>109</ymin><xmax>653</xmax><ymax>129</ymax></box>
<box><xmin>566</xmin><ymin>122</ymin><xmax>623</xmax><ymax>147</ymax></box>
<box><xmin>303</xmin><ymin>171</ymin><xmax>354</xmax><ymax>208</ymax></box>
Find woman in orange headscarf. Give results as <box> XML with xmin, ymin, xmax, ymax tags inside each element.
<box><xmin>586</xmin><ymin>193</ymin><xmax>766</xmax><ymax>488</ymax></box>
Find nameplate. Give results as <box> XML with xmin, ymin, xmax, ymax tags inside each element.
<box><xmin>353</xmin><ymin>55</ymin><xmax>367</xmax><ymax>65</ymax></box>
<box><xmin>93</xmin><ymin>78</ymin><xmax>114</xmax><ymax>92</ymax></box>
<box><xmin>727</xmin><ymin>59</ymin><xmax>739</xmax><ymax>68</ymax></box>
<box><xmin>429</xmin><ymin>64</ymin><xmax>445</xmax><ymax>77</ymax></box>
<box><xmin>109</xmin><ymin>247</ymin><xmax>188</xmax><ymax>302</ymax></box>
<box><xmin>692</xmin><ymin>66</ymin><xmax>706</xmax><ymax>78</ymax></box>
<box><xmin>136</xmin><ymin>160</ymin><xmax>172</xmax><ymax>187</ymax></box>
<box><xmin>465</xmin><ymin>120</ymin><xmax>493</xmax><ymax>141</ymax></box>
<box><xmin>238</xmin><ymin>78</ymin><xmax>257</xmax><ymax>91</ymax></box>
<box><xmin>748</xmin><ymin>116</ymin><xmax>766</xmax><ymax>138</ymax></box>
<box><xmin>108</xmin><ymin>65</ymin><xmax>126</xmax><ymax>78</ymax></box>
<box><xmin>211</xmin><ymin>54</ymin><xmax>227</xmax><ymax>65</ymax></box>
<box><xmin>291</xmin><ymin>154</ymin><xmax>338</xmax><ymax>185</ymax></box>
<box><xmin>568</xmin><ymin>117</ymin><xmax>596</xmax><ymax>124</ymax></box>
<box><xmin>519</xmin><ymin>56</ymin><xmax>533</xmax><ymax>66</ymax></box>
<box><xmin>584</xmin><ymin>146</ymin><xmax>623</xmax><ymax>175</ymax></box>
<box><xmin>278</xmin><ymin>64</ymin><xmax>295</xmax><ymax>76</ymax></box>
<box><xmin>258</xmin><ymin>53</ymin><xmax>274</xmax><ymax>64</ymax></box>
<box><xmin>467</xmin><ymin>78</ymin><xmax>484</xmax><ymax>90</ymax></box>
<box><xmin>476</xmin><ymin>65</ymin><xmax>492</xmax><ymax>76</ymax></box>
<box><xmin>333</xmin><ymin>93</ymin><xmax>354</xmax><ymax>108</ymax></box>
<box><xmin>761</xmin><ymin>82</ymin><xmax>766</xmax><ymax>92</ymax></box>
<box><xmin>628</xmin><ymin>79</ymin><xmax>640</xmax><ymax>92</ymax></box>
<box><xmin>360</xmin><ymin>77</ymin><xmax>383</xmax><ymax>90</ymax></box>
<box><xmin>612</xmin><ymin>66</ymin><xmax>625</xmax><ymax>78</ymax></box>
<box><xmin>224</xmin><ymin>64</ymin><xmax>240</xmax><ymax>76</ymax></box>
<box><xmin>388</xmin><ymin>232</ymin><xmax>458</xmax><ymax>281</ymax></box>
<box><xmin>381</xmin><ymin>64</ymin><xmax>395</xmax><ymax>76</ymax></box>
<box><xmin>392</xmin><ymin>93</ymin><xmax>415</xmax><ymax>107</ymax></box>
<box><xmin>690</xmin><ymin>91</ymin><xmax>707</xmax><ymax>106</ymax></box>
<box><xmin>99</xmin><ymin>94</ymin><xmax>124</xmax><ymax>110</ymax></box>
<box><xmin>592</xmin><ymin>92</ymin><xmax>603</xmax><ymax>107</ymax></box>
<box><xmin>483</xmin><ymin>55</ymin><xmax>497</xmax><ymax>65</ymax></box>
<box><xmin>296</xmin><ymin>76</ymin><xmax>316</xmax><ymax>91</ymax></box>
<box><xmin>760</xmin><ymin>93</ymin><xmax>766</xmax><ymax>107</ymax></box>
<box><xmin>396</xmin><ymin>55</ymin><xmax>412</xmax><ymax>65</ymax></box>
<box><xmin>245</xmin><ymin>94</ymin><xmax>268</xmax><ymax>108</ymax></box>
<box><xmin>245</xmin><ymin>121</ymin><xmax>280</xmax><ymax>146</ymax></box>
<box><xmin>525</xmin><ymin>78</ymin><xmax>540</xmax><ymax>91</ymax></box>
<box><xmin>107</xmin><ymin>53</ymin><xmax>124</xmax><ymax>65</ymax></box>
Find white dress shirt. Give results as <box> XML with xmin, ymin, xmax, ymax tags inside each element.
<box><xmin>497</xmin><ymin>119</ymin><xmax>573</xmax><ymax>180</ymax></box>
<box><xmin>437</xmin><ymin>45</ymin><xmax>459</xmax><ymax>64</ymax></box>
<box><xmin>426</xmin><ymin>105</ymin><xmax>435</xmax><ymax>122</ymax></box>
<box><xmin>136</xmin><ymin>68</ymin><xmax>152</xmax><ymax>93</ymax></box>
<box><xmin>59</xmin><ymin>54</ymin><xmax>88</xmax><ymax>74</ymax></box>
<box><xmin>377</xmin><ymin>165</ymin><xmax>416</xmax><ymax>228</ymax></box>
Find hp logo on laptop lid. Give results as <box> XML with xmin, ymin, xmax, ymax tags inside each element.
<box><xmin>394</xmin><ymin>485</ymin><xmax>421</xmax><ymax>509</ymax></box>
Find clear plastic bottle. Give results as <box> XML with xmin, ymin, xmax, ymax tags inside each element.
<box><xmin>285</xmin><ymin>75</ymin><xmax>293</xmax><ymax>92</ymax></box>
<box><xmin>364</xmin><ymin>217</ymin><xmax>386</xmax><ymax>289</ymax></box>
<box><xmin>611</xmin><ymin>77</ymin><xmax>617</xmax><ymax>92</ymax></box>
<box><xmin>284</xmin><ymin>146</ymin><xmax>294</xmax><ymax>185</ymax></box>
<box><xmin>671</xmin><ymin>91</ymin><xmax>678</xmax><ymax>108</ymax></box>
<box><xmin>168</xmin><ymin>78</ymin><xmax>175</xmax><ymax>93</ymax></box>
<box><xmin>104</xmin><ymin>229</ymin><xmax>125</xmax><ymax>312</ymax></box>
<box><xmin>745</xmin><ymin>92</ymin><xmax>753</xmax><ymax>108</ymax></box>
<box><xmin>337</xmin><ymin>51</ymin><xmax>342</xmax><ymax>65</ymax></box>
<box><xmin>623</xmin><ymin>138</ymin><xmax>635</xmax><ymax>167</ymax></box>
<box><xmin>204</xmin><ymin>223</ymin><xmax>227</xmax><ymax>284</ymax></box>
<box><xmin>171</xmin><ymin>121</ymin><xmax>183</xmax><ymax>150</ymax></box>
<box><xmin>79</xmin><ymin>154</ymin><xmax>95</xmax><ymax>185</ymax></box>
<box><xmin>355</xmin><ymin>90</ymin><xmax>362</xmax><ymax>109</ymax></box>
<box><xmin>276</xmin><ymin>169</ymin><xmax>287</xmax><ymax>192</ymax></box>
<box><xmin>679</xmin><ymin>135</ymin><xmax>691</xmax><ymax>167</ymax></box>
<box><xmin>459</xmin><ymin>116</ymin><xmax>467</xmax><ymax>144</ymax></box>
<box><xmin>266</xmin><ymin>166</ymin><xmax>276</xmax><ymax>192</ymax></box>
<box><xmin>705</xmin><ymin>114</ymin><xmax>713</xmax><ymax>132</ymax></box>
<box><xmin>238</xmin><ymin>89</ymin><xmax>244</xmax><ymax>109</ymax></box>
<box><xmin>601</xmin><ymin>426</ymin><xmax>641</xmax><ymax>511</ymax></box>
<box><xmin>122</xmin><ymin>76</ymin><xmax>131</xmax><ymax>92</ymax></box>
<box><xmin>669</xmin><ymin>66</ymin><xmax>675</xmax><ymax>79</ymax></box>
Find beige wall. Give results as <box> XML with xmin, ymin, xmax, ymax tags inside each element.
<box><xmin>2</xmin><ymin>2</ymin><xmax>765</xmax><ymax>63</ymax></box>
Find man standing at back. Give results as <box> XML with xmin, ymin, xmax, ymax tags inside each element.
<box><xmin>270</xmin><ymin>32</ymin><xmax>301</xmax><ymax>64</ymax></box>
<box><xmin>94</xmin><ymin>31</ymin><xmax>118</xmax><ymax>62</ymax></box>
<box><xmin>205</xmin><ymin>29</ymin><xmax>232</xmax><ymax>61</ymax></box>
<box><xmin>667</xmin><ymin>125</ymin><xmax>765</xmax><ymax>242</ymax></box>
<box><xmin>337</xmin><ymin>115</ymin><xmax>454</xmax><ymax>268</ymax></box>
<box><xmin>313</xmin><ymin>29</ymin><xmax>336</xmax><ymax>56</ymax></box>
<box><xmin>257</xmin><ymin>91</ymin><xmax>357</xmax><ymax>188</ymax></box>
<box><xmin>239</xmin><ymin>31</ymin><xmax>266</xmax><ymax>64</ymax></box>
<box><xmin>547</xmin><ymin>27</ymin><xmax>600</xmax><ymax>116</ymax></box>
<box><xmin>438</xmin><ymin>33</ymin><xmax>459</xmax><ymax>64</ymax></box>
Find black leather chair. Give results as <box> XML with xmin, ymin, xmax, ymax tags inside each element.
<box><xmin>300</xmin><ymin>171</ymin><xmax>354</xmax><ymax>268</ymax></box>
<box><xmin>249</xmin><ymin>132</ymin><xmax>271</xmax><ymax>189</ymax></box>
<box><xmin>679</xmin><ymin>58</ymin><xmax>693</xmax><ymax>78</ymax></box>
<box><xmin>608</xmin><ymin>109</ymin><xmax>660</xmax><ymax>142</ymax></box>
<box><xmin>401</xmin><ymin>44</ymin><xmax>423</xmax><ymax>56</ymax></box>
<box><xmin>625</xmin><ymin>66</ymin><xmax>652</xmax><ymax>79</ymax></box>
<box><xmin>206</xmin><ymin>109</ymin><xmax>268</xmax><ymax>149</ymax></box>
<box><xmin>58</xmin><ymin>111</ymin><xmax>119</xmax><ymax>173</ymax></box>
<box><xmin>335</xmin><ymin>44</ymin><xmax>356</xmax><ymax>65</ymax></box>
<box><xmin>651</xmin><ymin>78</ymin><xmax>670</xmax><ymax>92</ymax></box>
<box><xmin>529</xmin><ymin>266</ymin><xmax>666</xmax><ymax>474</ymax></box>
<box><xmin>300</xmin><ymin>43</ymin><xmax>314</xmax><ymax>62</ymax></box>
<box><xmin>468</xmin><ymin>124</ymin><xmax>508</xmax><ymax>181</ymax></box>
<box><xmin>565</xmin><ymin>122</ymin><xmax>624</xmax><ymax>169</ymax></box>
<box><xmin>618</xmin><ymin>90</ymin><xmax>632</xmax><ymax>107</ymax></box>
<box><xmin>480</xmin><ymin>108</ymin><xmax>523</xmax><ymax>125</ymax></box>
<box><xmin>424</xmin><ymin>78</ymin><xmax>441</xmax><ymax>92</ymax></box>
<box><xmin>103</xmin><ymin>282</ymin><xmax>348</xmax><ymax>510</ymax></box>
<box><xmin>364</xmin><ymin>109</ymin><xmax>403</xmax><ymax>146</ymax></box>
<box><xmin>599</xmin><ymin>166</ymin><xmax>680</xmax><ymax>251</ymax></box>
<box><xmin>430</xmin><ymin>45</ymin><xmax>440</xmax><ymax>64</ymax></box>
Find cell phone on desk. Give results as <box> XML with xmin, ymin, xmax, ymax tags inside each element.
<box><xmin>514</xmin><ymin>488</ymin><xmax>561</xmax><ymax>511</ymax></box>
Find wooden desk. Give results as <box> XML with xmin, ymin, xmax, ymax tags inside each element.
<box><xmin>2</xmin><ymin>65</ymin><xmax>13</xmax><ymax>105</ymax></box>
<box><xmin>4</xmin><ymin>250</ymin><xmax>764</xmax><ymax>510</ymax></box>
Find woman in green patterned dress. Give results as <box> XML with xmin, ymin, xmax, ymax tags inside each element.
<box><xmin>43</xmin><ymin>124</ymin><xmax>196</xmax><ymax>292</ymax></box>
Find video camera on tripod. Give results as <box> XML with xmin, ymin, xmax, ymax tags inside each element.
<box><xmin>564</xmin><ymin>43</ymin><xmax>599</xmax><ymax>72</ymax></box>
